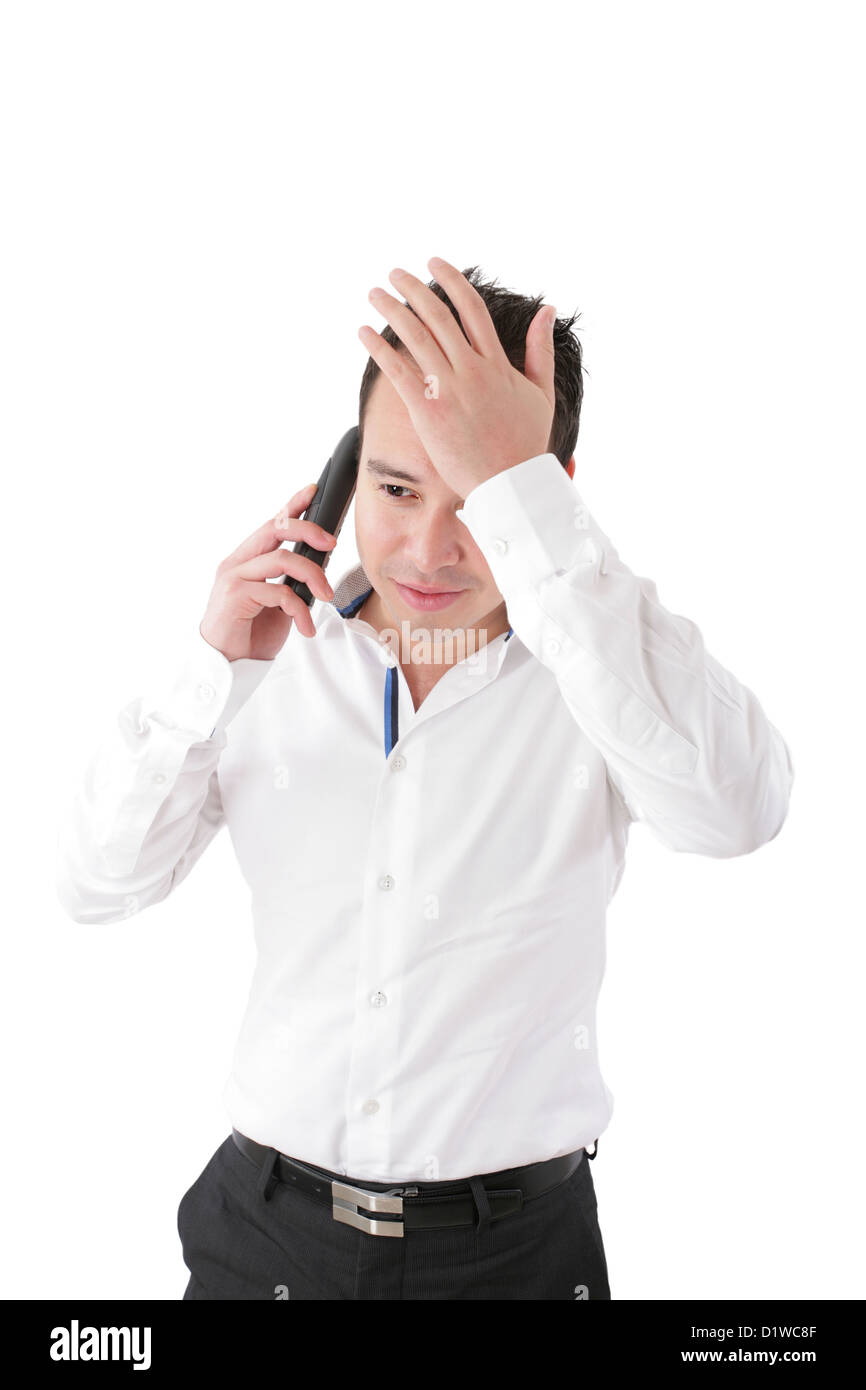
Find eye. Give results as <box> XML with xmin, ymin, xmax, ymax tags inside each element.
<box><xmin>378</xmin><ymin>483</ymin><xmax>416</xmax><ymax>501</ymax></box>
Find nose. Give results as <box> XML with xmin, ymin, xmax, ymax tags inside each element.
<box><xmin>404</xmin><ymin>507</ymin><xmax>464</xmax><ymax>576</ymax></box>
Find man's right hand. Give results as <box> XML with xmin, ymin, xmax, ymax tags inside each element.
<box><xmin>199</xmin><ymin>483</ymin><xmax>338</xmax><ymax>661</ymax></box>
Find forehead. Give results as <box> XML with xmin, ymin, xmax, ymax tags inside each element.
<box><xmin>361</xmin><ymin>371</ymin><xmax>436</xmax><ymax>484</ymax></box>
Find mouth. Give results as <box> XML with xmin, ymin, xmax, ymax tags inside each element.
<box><xmin>393</xmin><ymin>581</ymin><xmax>467</xmax><ymax>612</ymax></box>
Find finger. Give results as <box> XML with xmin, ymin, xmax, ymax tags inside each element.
<box><xmin>357</xmin><ymin>325</ymin><xmax>429</xmax><ymax>415</ymax></box>
<box><xmin>219</xmin><ymin>484</ymin><xmax>332</xmax><ymax>573</ymax></box>
<box><xmin>523</xmin><ymin>303</ymin><xmax>558</xmax><ymax>402</ymax></box>
<box><xmin>425</xmin><ymin>257</ymin><xmax>507</xmax><ymax>361</ymax></box>
<box><xmin>273</xmin><ymin>483</ymin><xmax>329</xmax><ymax>537</ymax></box>
<box><xmin>236</xmin><ymin>548</ymin><xmax>335</xmax><ymax>599</ymax></box>
<box><xmin>370</xmin><ymin>278</ymin><xmax>460</xmax><ymax>373</ymax></box>
<box><xmin>270</xmin><ymin>581</ymin><xmax>318</xmax><ymax>638</ymax></box>
<box><xmin>275</xmin><ymin>516</ymin><xmax>339</xmax><ymax>552</ymax></box>
<box><xmin>241</xmin><ymin>579</ymin><xmax>305</xmax><ymax>611</ymax></box>
<box><xmin>229</xmin><ymin>578</ymin><xmax>317</xmax><ymax>638</ymax></box>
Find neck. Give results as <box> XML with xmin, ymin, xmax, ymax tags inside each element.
<box><xmin>357</xmin><ymin>587</ymin><xmax>510</xmax><ymax>667</ymax></box>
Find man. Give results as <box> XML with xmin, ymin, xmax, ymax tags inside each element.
<box><xmin>55</xmin><ymin>258</ymin><xmax>794</xmax><ymax>1300</ymax></box>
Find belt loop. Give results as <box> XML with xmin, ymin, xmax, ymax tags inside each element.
<box><xmin>469</xmin><ymin>1175</ymin><xmax>492</xmax><ymax>1234</ymax></box>
<box><xmin>257</xmin><ymin>1146</ymin><xmax>281</xmax><ymax>1202</ymax></box>
<box><xmin>585</xmin><ymin>1138</ymin><xmax>598</xmax><ymax>1161</ymax></box>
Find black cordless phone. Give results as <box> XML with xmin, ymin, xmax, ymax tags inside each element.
<box><xmin>281</xmin><ymin>426</ymin><xmax>360</xmax><ymax>606</ymax></box>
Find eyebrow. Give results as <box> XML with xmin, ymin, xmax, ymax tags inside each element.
<box><xmin>364</xmin><ymin>458</ymin><xmax>426</xmax><ymax>486</ymax></box>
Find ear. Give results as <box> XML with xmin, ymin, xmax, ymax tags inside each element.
<box><xmin>565</xmin><ymin>455</ymin><xmax>575</xmax><ymax>480</ymax></box>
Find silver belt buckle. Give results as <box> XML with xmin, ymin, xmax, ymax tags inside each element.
<box><xmin>331</xmin><ymin>1178</ymin><xmax>414</xmax><ymax>1237</ymax></box>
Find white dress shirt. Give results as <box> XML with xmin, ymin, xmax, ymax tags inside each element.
<box><xmin>55</xmin><ymin>452</ymin><xmax>794</xmax><ymax>1182</ymax></box>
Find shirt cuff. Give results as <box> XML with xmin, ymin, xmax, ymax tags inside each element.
<box><xmin>456</xmin><ymin>453</ymin><xmax>599</xmax><ymax>594</ymax></box>
<box><xmin>139</xmin><ymin>629</ymin><xmax>275</xmax><ymax>741</ymax></box>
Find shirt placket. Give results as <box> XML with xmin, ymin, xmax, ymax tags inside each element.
<box><xmin>341</xmin><ymin>620</ymin><xmax>514</xmax><ymax>1179</ymax></box>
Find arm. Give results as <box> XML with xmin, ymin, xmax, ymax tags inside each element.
<box><xmin>55</xmin><ymin>629</ymin><xmax>274</xmax><ymax>924</ymax></box>
<box><xmin>458</xmin><ymin>452</ymin><xmax>794</xmax><ymax>858</ymax></box>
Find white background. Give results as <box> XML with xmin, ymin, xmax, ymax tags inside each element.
<box><xmin>3</xmin><ymin>0</ymin><xmax>863</xmax><ymax>1300</ymax></box>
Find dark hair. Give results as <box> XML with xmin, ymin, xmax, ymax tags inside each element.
<box><xmin>357</xmin><ymin>265</ymin><xmax>586</xmax><ymax>468</ymax></box>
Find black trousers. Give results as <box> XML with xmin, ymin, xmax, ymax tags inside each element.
<box><xmin>177</xmin><ymin>1133</ymin><xmax>611</xmax><ymax>1300</ymax></box>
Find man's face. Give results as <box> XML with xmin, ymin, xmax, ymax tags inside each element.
<box><xmin>354</xmin><ymin>370</ymin><xmax>509</xmax><ymax>642</ymax></box>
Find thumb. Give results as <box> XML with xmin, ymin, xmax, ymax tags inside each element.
<box><xmin>524</xmin><ymin>304</ymin><xmax>557</xmax><ymax>400</ymax></box>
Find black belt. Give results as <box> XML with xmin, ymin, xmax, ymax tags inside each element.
<box><xmin>231</xmin><ymin>1128</ymin><xmax>596</xmax><ymax>1238</ymax></box>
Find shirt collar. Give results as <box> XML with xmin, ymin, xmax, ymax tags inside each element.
<box><xmin>320</xmin><ymin>562</ymin><xmax>522</xmax><ymax>754</ymax></box>
<box><xmin>332</xmin><ymin>562</ymin><xmax>375</xmax><ymax>618</ymax></box>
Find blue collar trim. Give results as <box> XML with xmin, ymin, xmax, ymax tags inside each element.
<box><xmin>337</xmin><ymin>587</ymin><xmax>373</xmax><ymax>618</ymax></box>
<box><xmin>332</xmin><ymin>567</ymin><xmax>512</xmax><ymax>756</ymax></box>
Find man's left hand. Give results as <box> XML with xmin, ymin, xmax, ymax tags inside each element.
<box><xmin>358</xmin><ymin>256</ymin><xmax>557</xmax><ymax>501</ymax></box>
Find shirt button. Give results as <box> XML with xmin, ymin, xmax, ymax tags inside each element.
<box><xmin>378</xmin><ymin>874</ymin><xmax>395</xmax><ymax>891</ymax></box>
<box><xmin>492</xmin><ymin>537</ymin><xmax>508</xmax><ymax>555</ymax></box>
<box><xmin>369</xmin><ymin>991</ymin><xmax>388</xmax><ymax>1008</ymax></box>
<box><xmin>152</xmin><ymin>772</ymin><xmax>167</xmax><ymax>784</ymax></box>
<box><xmin>195</xmin><ymin>682</ymin><xmax>216</xmax><ymax>703</ymax></box>
<box><xmin>545</xmin><ymin>637</ymin><xmax>561</xmax><ymax>657</ymax></box>
<box><xmin>390</xmin><ymin>755</ymin><xmax>406</xmax><ymax>771</ymax></box>
<box><xmin>362</xmin><ymin>1099</ymin><xmax>380</xmax><ymax>1115</ymax></box>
